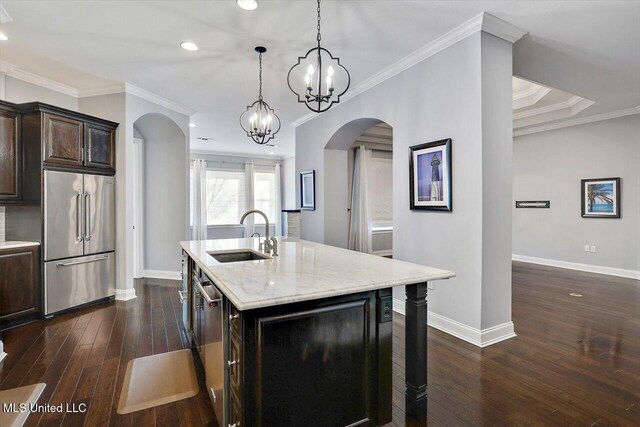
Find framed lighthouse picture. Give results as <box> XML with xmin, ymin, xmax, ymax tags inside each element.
<box><xmin>409</xmin><ymin>138</ymin><xmax>452</xmax><ymax>211</ymax></box>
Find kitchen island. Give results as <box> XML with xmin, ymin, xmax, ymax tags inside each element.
<box><xmin>180</xmin><ymin>237</ymin><xmax>454</xmax><ymax>426</ymax></box>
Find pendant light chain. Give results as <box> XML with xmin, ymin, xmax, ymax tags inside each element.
<box><xmin>258</xmin><ymin>52</ymin><xmax>263</xmax><ymax>100</ymax></box>
<box><xmin>316</xmin><ymin>0</ymin><xmax>321</xmax><ymax>45</ymax></box>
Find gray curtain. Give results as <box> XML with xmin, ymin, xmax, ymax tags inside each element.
<box><xmin>348</xmin><ymin>146</ymin><xmax>372</xmax><ymax>253</ymax></box>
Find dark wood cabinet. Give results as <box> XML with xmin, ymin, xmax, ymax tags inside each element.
<box><xmin>43</xmin><ymin>112</ymin><xmax>84</xmax><ymax>166</ymax></box>
<box><xmin>84</xmin><ymin>122</ymin><xmax>116</xmax><ymax>170</ymax></box>
<box><xmin>0</xmin><ymin>107</ymin><xmax>20</xmax><ymax>201</ymax></box>
<box><xmin>0</xmin><ymin>245</ymin><xmax>40</xmax><ymax>327</ymax></box>
<box><xmin>223</xmin><ymin>289</ymin><xmax>393</xmax><ymax>427</ymax></box>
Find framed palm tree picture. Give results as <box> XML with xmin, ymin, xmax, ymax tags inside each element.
<box><xmin>581</xmin><ymin>177</ymin><xmax>620</xmax><ymax>218</ymax></box>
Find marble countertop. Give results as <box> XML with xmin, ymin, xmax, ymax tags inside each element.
<box><xmin>180</xmin><ymin>237</ymin><xmax>455</xmax><ymax>311</ymax></box>
<box><xmin>0</xmin><ymin>241</ymin><xmax>41</xmax><ymax>250</ymax></box>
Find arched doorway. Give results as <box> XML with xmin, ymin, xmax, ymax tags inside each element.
<box><xmin>323</xmin><ymin>118</ymin><xmax>393</xmax><ymax>256</ymax></box>
<box><xmin>132</xmin><ymin>113</ymin><xmax>187</xmax><ymax>277</ymax></box>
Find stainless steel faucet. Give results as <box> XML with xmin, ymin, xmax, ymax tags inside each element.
<box><xmin>240</xmin><ymin>210</ymin><xmax>278</xmax><ymax>256</ymax></box>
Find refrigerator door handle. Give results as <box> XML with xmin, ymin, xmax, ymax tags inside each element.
<box><xmin>75</xmin><ymin>193</ymin><xmax>83</xmax><ymax>243</ymax></box>
<box><xmin>56</xmin><ymin>255</ymin><xmax>108</xmax><ymax>267</ymax></box>
<box><xmin>84</xmin><ymin>192</ymin><xmax>92</xmax><ymax>241</ymax></box>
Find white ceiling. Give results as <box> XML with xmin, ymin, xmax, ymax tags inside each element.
<box><xmin>0</xmin><ymin>1</ymin><xmax>638</xmax><ymax>158</ymax></box>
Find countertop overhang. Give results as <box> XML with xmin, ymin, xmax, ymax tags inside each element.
<box><xmin>180</xmin><ymin>237</ymin><xmax>455</xmax><ymax>311</ymax></box>
<box><xmin>0</xmin><ymin>241</ymin><xmax>41</xmax><ymax>250</ymax></box>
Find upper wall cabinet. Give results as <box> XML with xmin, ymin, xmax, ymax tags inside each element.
<box><xmin>0</xmin><ymin>106</ymin><xmax>21</xmax><ymax>202</ymax></box>
<box><xmin>84</xmin><ymin>122</ymin><xmax>116</xmax><ymax>170</ymax></box>
<box><xmin>43</xmin><ymin>113</ymin><xmax>84</xmax><ymax>166</ymax></box>
<box><xmin>21</xmin><ymin>102</ymin><xmax>118</xmax><ymax>174</ymax></box>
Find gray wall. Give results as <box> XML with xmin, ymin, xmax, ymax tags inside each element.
<box><xmin>513</xmin><ymin>115</ymin><xmax>640</xmax><ymax>272</ymax></box>
<box><xmin>4</xmin><ymin>76</ymin><xmax>78</xmax><ymax>110</ymax></box>
<box><xmin>295</xmin><ymin>32</ymin><xmax>514</xmax><ymax>332</ymax></box>
<box><xmin>282</xmin><ymin>156</ymin><xmax>296</xmax><ymax>210</ymax></box>
<box><xmin>135</xmin><ymin>114</ymin><xmax>187</xmax><ymax>272</ymax></box>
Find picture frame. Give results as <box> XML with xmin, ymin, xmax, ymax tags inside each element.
<box><xmin>300</xmin><ymin>170</ymin><xmax>316</xmax><ymax>211</ymax></box>
<box><xmin>581</xmin><ymin>177</ymin><xmax>620</xmax><ymax>218</ymax></box>
<box><xmin>409</xmin><ymin>138</ymin><xmax>452</xmax><ymax>211</ymax></box>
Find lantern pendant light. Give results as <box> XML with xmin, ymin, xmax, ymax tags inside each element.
<box><xmin>240</xmin><ymin>46</ymin><xmax>281</xmax><ymax>145</ymax></box>
<box><xmin>287</xmin><ymin>0</ymin><xmax>350</xmax><ymax>113</ymax></box>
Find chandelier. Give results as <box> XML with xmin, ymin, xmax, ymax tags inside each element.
<box><xmin>240</xmin><ymin>46</ymin><xmax>281</xmax><ymax>145</ymax></box>
<box><xmin>287</xmin><ymin>0</ymin><xmax>350</xmax><ymax>113</ymax></box>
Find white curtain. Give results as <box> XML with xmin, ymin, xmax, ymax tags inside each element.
<box><xmin>348</xmin><ymin>146</ymin><xmax>373</xmax><ymax>253</ymax></box>
<box><xmin>192</xmin><ymin>159</ymin><xmax>208</xmax><ymax>240</ymax></box>
<box><xmin>244</xmin><ymin>162</ymin><xmax>256</xmax><ymax>237</ymax></box>
<box><xmin>274</xmin><ymin>163</ymin><xmax>282</xmax><ymax>236</ymax></box>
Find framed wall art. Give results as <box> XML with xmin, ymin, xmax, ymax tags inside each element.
<box><xmin>581</xmin><ymin>177</ymin><xmax>620</xmax><ymax>218</ymax></box>
<box><xmin>300</xmin><ymin>170</ymin><xmax>316</xmax><ymax>211</ymax></box>
<box><xmin>409</xmin><ymin>138</ymin><xmax>452</xmax><ymax>211</ymax></box>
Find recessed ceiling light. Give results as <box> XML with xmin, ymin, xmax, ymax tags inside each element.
<box><xmin>269</xmin><ymin>151</ymin><xmax>275</xmax><ymax>155</ymax></box>
<box><xmin>236</xmin><ymin>0</ymin><xmax>258</xmax><ymax>10</ymax></box>
<box><xmin>189</xmin><ymin>123</ymin><xmax>196</xmax><ymax>128</ymax></box>
<box><xmin>0</xmin><ymin>33</ymin><xmax>8</xmax><ymax>41</ymax></box>
<box><xmin>180</xmin><ymin>41</ymin><xmax>198</xmax><ymax>51</ymax></box>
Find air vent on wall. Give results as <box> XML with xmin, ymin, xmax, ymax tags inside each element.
<box><xmin>197</xmin><ymin>137</ymin><xmax>214</xmax><ymax>141</ymax></box>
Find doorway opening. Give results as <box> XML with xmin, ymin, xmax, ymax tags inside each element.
<box><xmin>323</xmin><ymin>119</ymin><xmax>393</xmax><ymax>257</ymax></box>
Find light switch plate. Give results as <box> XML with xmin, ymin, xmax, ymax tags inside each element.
<box><xmin>590</xmin><ymin>245</ymin><xmax>596</xmax><ymax>253</ymax></box>
<box><xmin>584</xmin><ymin>245</ymin><xmax>590</xmax><ymax>252</ymax></box>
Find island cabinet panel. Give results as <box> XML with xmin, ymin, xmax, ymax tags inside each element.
<box><xmin>84</xmin><ymin>122</ymin><xmax>116</xmax><ymax>170</ymax></box>
<box><xmin>233</xmin><ymin>289</ymin><xmax>393</xmax><ymax>427</ymax></box>
<box><xmin>43</xmin><ymin>113</ymin><xmax>84</xmax><ymax>166</ymax></box>
<box><xmin>0</xmin><ymin>108</ymin><xmax>20</xmax><ymax>201</ymax></box>
<box><xmin>0</xmin><ymin>246</ymin><xmax>40</xmax><ymax>326</ymax></box>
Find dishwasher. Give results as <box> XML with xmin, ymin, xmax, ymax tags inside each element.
<box><xmin>195</xmin><ymin>275</ymin><xmax>225</xmax><ymax>425</ymax></box>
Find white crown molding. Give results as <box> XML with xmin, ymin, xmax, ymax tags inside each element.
<box><xmin>512</xmin><ymin>254</ymin><xmax>640</xmax><ymax>280</ymax></box>
<box><xmin>513</xmin><ymin>84</ymin><xmax>551</xmax><ymax>110</ymax></box>
<box><xmin>0</xmin><ymin>4</ymin><xmax>13</xmax><ymax>24</ymax></box>
<box><xmin>513</xmin><ymin>106</ymin><xmax>640</xmax><ymax>137</ymax></box>
<box><xmin>78</xmin><ymin>82</ymin><xmax>195</xmax><ymax>116</ymax></box>
<box><xmin>0</xmin><ymin>60</ymin><xmax>194</xmax><ymax>116</ymax></box>
<box><xmin>479</xmin><ymin>12</ymin><xmax>528</xmax><ymax>43</ymax></box>
<box><xmin>123</xmin><ymin>83</ymin><xmax>195</xmax><ymax>116</ymax></box>
<box><xmin>0</xmin><ymin>60</ymin><xmax>78</xmax><ymax>97</ymax></box>
<box><xmin>392</xmin><ymin>298</ymin><xmax>517</xmax><ymax>347</ymax></box>
<box><xmin>513</xmin><ymin>95</ymin><xmax>589</xmax><ymax>120</ymax></box>
<box><xmin>291</xmin><ymin>12</ymin><xmax>527</xmax><ymax>128</ymax></box>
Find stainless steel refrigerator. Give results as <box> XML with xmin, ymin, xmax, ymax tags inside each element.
<box><xmin>44</xmin><ymin>170</ymin><xmax>116</xmax><ymax>315</ymax></box>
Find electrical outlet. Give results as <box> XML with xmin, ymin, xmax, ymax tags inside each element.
<box><xmin>427</xmin><ymin>282</ymin><xmax>434</xmax><ymax>290</ymax></box>
<box><xmin>584</xmin><ymin>245</ymin><xmax>590</xmax><ymax>252</ymax></box>
<box><xmin>590</xmin><ymin>245</ymin><xmax>596</xmax><ymax>253</ymax></box>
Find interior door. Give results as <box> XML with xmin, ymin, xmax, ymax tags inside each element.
<box><xmin>44</xmin><ymin>170</ymin><xmax>84</xmax><ymax>261</ymax></box>
<box><xmin>83</xmin><ymin>174</ymin><xmax>115</xmax><ymax>255</ymax></box>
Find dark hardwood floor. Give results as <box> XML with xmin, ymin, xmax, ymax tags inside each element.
<box><xmin>1</xmin><ymin>263</ymin><xmax>639</xmax><ymax>426</ymax></box>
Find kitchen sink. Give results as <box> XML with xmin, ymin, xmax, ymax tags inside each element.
<box><xmin>208</xmin><ymin>250</ymin><xmax>271</xmax><ymax>263</ymax></box>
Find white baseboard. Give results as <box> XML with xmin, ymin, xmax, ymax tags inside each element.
<box><xmin>115</xmin><ymin>288</ymin><xmax>137</xmax><ymax>301</ymax></box>
<box><xmin>143</xmin><ymin>269</ymin><xmax>181</xmax><ymax>280</ymax></box>
<box><xmin>392</xmin><ymin>298</ymin><xmax>516</xmax><ymax>348</ymax></box>
<box><xmin>512</xmin><ymin>254</ymin><xmax>640</xmax><ymax>280</ymax></box>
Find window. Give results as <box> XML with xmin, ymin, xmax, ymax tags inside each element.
<box><xmin>367</xmin><ymin>151</ymin><xmax>393</xmax><ymax>228</ymax></box>
<box><xmin>205</xmin><ymin>170</ymin><xmax>246</xmax><ymax>225</ymax></box>
<box><xmin>253</xmin><ymin>171</ymin><xmax>276</xmax><ymax>224</ymax></box>
<box><xmin>190</xmin><ymin>165</ymin><xmax>278</xmax><ymax>226</ymax></box>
